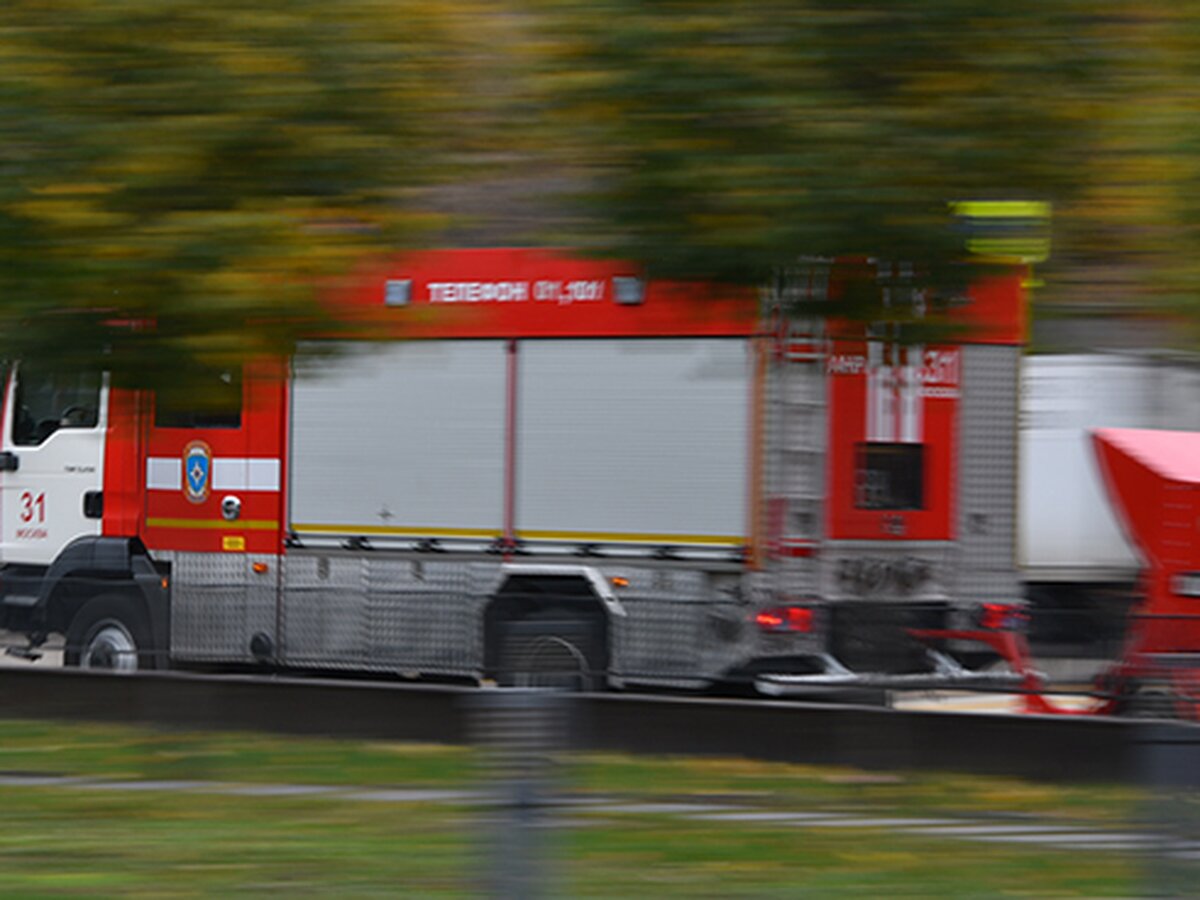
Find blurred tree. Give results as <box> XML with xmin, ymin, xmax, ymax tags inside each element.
<box><xmin>524</xmin><ymin>1</ymin><xmax>1200</xmax><ymax>342</ymax></box>
<box><xmin>7</xmin><ymin>1</ymin><xmax>1200</xmax><ymax>371</ymax></box>
<box><xmin>0</xmin><ymin>0</ymin><xmax>488</xmax><ymax>388</ymax></box>
<box><xmin>1042</xmin><ymin>7</ymin><xmax>1200</xmax><ymax>347</ymax></box>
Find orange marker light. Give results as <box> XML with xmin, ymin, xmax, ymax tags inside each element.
<box><xmin>755</xmin><ymin>610</ymin><xmax>784</xmax><ymax>630</ymax></box>
<box><xmin>252</xmin><ymin>562</ymin><xmax>269</xmax><ymax>575</ymax></box>
<box><xmin>611</xmin><ymin>576</ymin><xmax>629</xmax><ymax>589</ymax></box>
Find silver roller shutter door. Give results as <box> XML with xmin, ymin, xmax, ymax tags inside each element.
<box><xmin>289</xmin><ymin>341</ymin><xmax>507</xmax><ymax>538</ymax></box>
<box><xmin>515</xmin><ymin>338</ymin><xmax>751</xmax><ymax>546</ymax></box>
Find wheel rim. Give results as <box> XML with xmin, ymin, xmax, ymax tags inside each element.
<box><xmin>515</xmin><ymin>635</ymin><xmax>590</xmax><ymax>690</ymax></box>
<box><xmin>81</xmin><ymin>622</ymin><xmax>138</xmax><ymax>672</ymax></box>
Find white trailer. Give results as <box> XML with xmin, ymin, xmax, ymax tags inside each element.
<box><xmin>1019</xmin><ymin>353</ymin><xmax>1200</xmax><ymax>643</ymax></box>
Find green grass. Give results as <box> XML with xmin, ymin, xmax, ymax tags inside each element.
<box><xmin>0</xmin><ymin>786</ymin><xmax>1144</xmax><ymax>898</ymax></box>
<box><xmin>567</xmin><ymin>753</ymin><xmax>1142</xmax><ymax>825</ymax></box>
<box><xmin>0</xmin><ymin>718</ymin><xmax>473</xmax><ymax>786</ymax></box>
<box><xmin>0</xmin><ymin>718</ymin><xmax>1168</xmax><ymax>896</ymax></box>
<box><xmin>0</xmin><ymin>789</ymin><xmax>473</xmax><ymax>897</ymax></box>
<box><xmin>566</xmin><ymin>821</ymin><xmax>1137</xmax><ymax>898</ymax></box>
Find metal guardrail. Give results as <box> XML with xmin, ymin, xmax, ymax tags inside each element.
<box><xmin>1</xmin><ymin>666</ymin><xmax>1195</xmax><ymax>785</ymax></box>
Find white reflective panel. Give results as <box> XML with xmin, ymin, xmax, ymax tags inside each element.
<box><xmin>516</xmin><ymin>339</ymin><xmax>750</xmax><ymax>545</ymax></box>
<box><xmin>146</xmin><ymin>457</ymin><xmax>182</xmax><ymax>491</ymax></box>
<box><xmin>211</xmin><ymin>458</ymin><xmax>246</xmax><ymax>491</ymax></box>
<box><xmin>211</xmin><ymin>458</ymin><xmax>281</xmax><ymax>492</ymax></box>
<box><xmin>246</xmin><ymin>458</ymin><xmax>281</xmax><ymax>491</ymax></box>
<box><xmin>289</xmin><ymin>341</ymin><xmax>507</xmax><ymax>537</ymax></box>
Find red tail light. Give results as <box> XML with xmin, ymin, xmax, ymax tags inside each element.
<box><xmin>979</xmin><ymin>603</ymin><xmax>1026</xmax><ymax>630</ymax></box>
<box><xmin>755</xmin><ymin>606</ymin><xmax>814</xmax><ymax>633</ymax></box>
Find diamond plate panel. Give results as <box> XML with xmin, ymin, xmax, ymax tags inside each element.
<box><xmin>280</xmin><ymin>554</ymin><xmax>368</xmax><ymax>666</ymax></box>
<box><xmin>957</xmin><ymin>345</ymin><xmax>1023</xmax><ymax>602</ymax></box>
<box><xmin>280</xmin><ymin>585</ymin><xmax>369</xmax><ymax>665</ymax></box>
<box><xmin>168</xmin><ymin>547</ymin><xmax>797</xmax><ymax>686</ymax></box>
<box><xmin>595</xmin><ymin>566</ymin><xmax>779</xmax><ymax>683</ymax></box>
<box><xmin>170</xmin><ymin>552</ymin><xmax>279</xmax><ymax>661</ymax></box>
<box><xmin>284</xmin><ymin>554</ymin><xmax>365</xmax><ymax>591</ymax></box>
<box><xmin>244</xmin><ymin>555</ymin><xmax>279</xmax><ymax>646</ymax></box>
<box><xmin>613</xmin><ymin>598</ymin><xmax>707</xmax><ymax>682</ymax></box>
<box><xmin>365</xmin><ymin>590</ymin><xmax>481</xmax><ymax>674</ymax></box>
<box><xmin>363</xmin><ymin>558</ymin><xmax>474</xmax><ymax>593</ymax></box>
<box><xmin>278</xmin><ymin>553</ymin><xmax>483</xmax><ymax>676</ymax></box>
<box><xmin>173</xmin><ymin>552</ymin><xmax>249</xmax><ymax>587</ymax></box>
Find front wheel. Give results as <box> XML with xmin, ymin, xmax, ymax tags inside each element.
<box><xmin>64</xmin><ymin>595</ymin><xmax>156</xmax><ymax>672</ymax></box>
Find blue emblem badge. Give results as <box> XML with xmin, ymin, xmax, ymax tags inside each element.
<box><xmin>183</xmin><ymin>441</ymin><xmax>212</xmax><ymax>504</ymax></box>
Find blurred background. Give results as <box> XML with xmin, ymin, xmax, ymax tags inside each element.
<box><xmin>3</xmin><ymin>1</ymin><xmax>1200</xmax><ymax>378</ymax></box>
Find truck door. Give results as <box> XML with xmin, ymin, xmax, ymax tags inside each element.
<box><xmin>140</xmin><ymin>363</ymin><xmax>286</xmax><ymax>663</ymax></box>
<box><xmin>142</xmin><ymin>363</ymin><xmax>285</xmax><ymax>558</ymax></box>
<box><xmin>0</xmin><ymin>365</ymin><xmax>106</xmax><ymax>566</ymax></box>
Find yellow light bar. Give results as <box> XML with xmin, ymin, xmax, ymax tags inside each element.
<box><xmin>951</xmin><ymin>200</ymin><xmax>1051</xmax><ymax>219</ymax></box>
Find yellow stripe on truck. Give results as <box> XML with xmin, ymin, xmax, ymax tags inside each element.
<box><xmin>517</xmin><ymin>529</ymin><xmax>743</xmax><ymax>545</ymax></box>
<box><xmin>291</xmin><ymin>524</ymin><xmax>499</xmax><ymax>539</ymax></box>
<box><xmin>147</xmin><ymin>518</ymin><xmax>279</xmax><ymax>531</ymax></box>
<box><xmin>290</xmin><ymin>524</ymin><xmax>743</xmax><ymax>545</ymax></box>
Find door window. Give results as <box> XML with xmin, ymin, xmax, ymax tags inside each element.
<box><xmin>155</xmin><ymin>368</ymin><xmax>243</xmax><ymax>430</ymax></box>
<box><xmin>12</xmin><ymin>367</ymin><xmax>101</xmax><ymax>446</ymax></box>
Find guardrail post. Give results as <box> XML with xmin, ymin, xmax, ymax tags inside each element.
<box><xmin>468</xmin><ymin>689</ymin><xmax>567</xmax><ymax>899</ymax></box>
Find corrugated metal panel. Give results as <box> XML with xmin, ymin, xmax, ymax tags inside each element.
<box><xmin>289</xmin><ymin>341</ymin><xmax>507</xmax><ymax>538</ymax></box>
<box><xmin>515</xmin><ymin>339</ymin><xmax>750</xmax><ymax>546</ymax></box>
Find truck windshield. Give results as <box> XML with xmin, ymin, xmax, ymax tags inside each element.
<box><xmin>12</xmin><ymin>366</ymin><xmax>101</xmax><ymax>446</ymax></box>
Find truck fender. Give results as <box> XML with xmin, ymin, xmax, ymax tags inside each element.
<box><xmin>37</xmin><ymin>536</ymin><xmax>169</xmax><ymax>658</ymax></box>
<box><xmin>482</xmin><ymin>565</ymin><xmax>615</xmax><ymax>689</ymax></box>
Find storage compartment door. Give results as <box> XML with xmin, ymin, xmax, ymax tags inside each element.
<box><xmin>515</xmin><ymin>338</ymin><xmax>750</xmax><ymax>551</ymax></box>
<box><xmin>289</xmin><ymin>341</ymin><xmax>507</xmax><ymax>546</ymax></box>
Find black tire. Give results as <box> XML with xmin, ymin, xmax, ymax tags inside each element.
<box><xmin>64</xmin><ymin>594</ymin><xmax>157</xmax><ymax>672</ymax></box>
<box><xmin>1123</xmin><ymin>685</ymin><xmax>1178</xmax><ymax>720</ymax></box>
<box><xmin>494</xmin><ymin>615</ymin><xmax>606</xmax><ymax>691</ymax></box>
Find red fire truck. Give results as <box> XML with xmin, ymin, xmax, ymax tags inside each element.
<box><xmin>0</xmin><ymin>248</ymin><xmax>1028</xmax><ymax>691</ymax></box>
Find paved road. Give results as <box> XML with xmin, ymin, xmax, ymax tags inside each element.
<box><xmin>0</xmin><ymin>629</ymin><xmax>1112</xmax><ymax>717</ymax></box>
<box><xmin>0</xmin><ymin>630</ymin><xmax>62</xmax><ymax>669</ymax></box>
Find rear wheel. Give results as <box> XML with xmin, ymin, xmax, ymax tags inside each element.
<box><xmin>64</xmin><ymin>595</ymin><xmax>156</xmax><ymax>672</ymax></box>
<box><xmin>507</xmin><ymin>633</ymin><xmax>593</xmax><ymax>690</ymax></box>
<box><xmin>493</xmin><ymin>613</ymin><xmax>607</xmax><ymax>691</ymax></box>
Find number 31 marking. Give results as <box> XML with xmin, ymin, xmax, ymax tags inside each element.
<box><xmin>20</xmin><ymin>491</ymin><xmax>45</xmax><ymax>524</ymax></box>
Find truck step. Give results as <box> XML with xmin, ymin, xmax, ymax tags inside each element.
<box><xmin>4</xmin><ymin>645</ymin><xmax>43</xmax><ymax>662</ymax></box>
